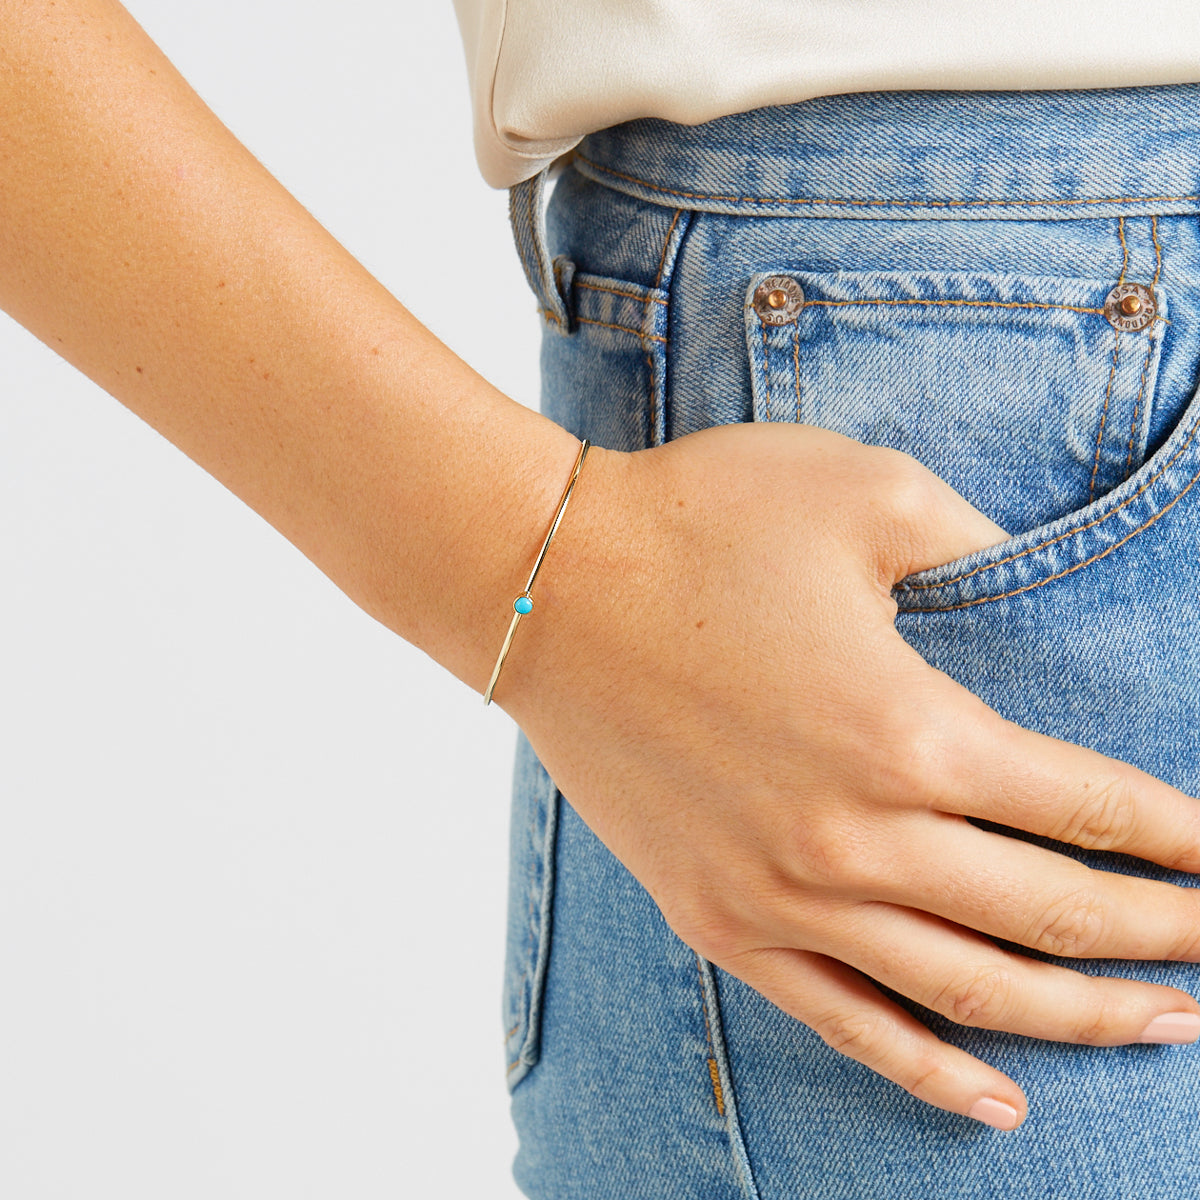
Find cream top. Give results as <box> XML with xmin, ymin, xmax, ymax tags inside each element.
<box><xmin>450</xmin><ymin>0</ymin><xmax>1200</xmax><ymax>189</ymax></box>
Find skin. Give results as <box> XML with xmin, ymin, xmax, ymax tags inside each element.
<box><xmin>4</xmin><ymin>0</ymin><xmax>1200</xmax><ymax>1136</ymax></box>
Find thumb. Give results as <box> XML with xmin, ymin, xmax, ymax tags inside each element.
<box><xmin>884</xmin><ymin>459</ymin><xmax>1010</xmax><ymax>581</ymax></box>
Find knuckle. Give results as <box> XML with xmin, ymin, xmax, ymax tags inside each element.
<box><xmin>1051</xmin><ymin>774</ymin><xmax>1139</xmax><ymax>852</ymax></box>
<box><xmin>904</xmin><ymin>1055</ymin><xmax>953</xmax><ymax>1102</ymax></box>
<box><xmin>1178</xmin><ymin>804</ymin><xmax>1200</xmax><ymax>874</ymax></box>
<box><xmin>786</xmin><ymin>812</ymin><xmax>880</xmax><ymax>892</ymax></box>
<box><xmin>1166</xmin><ymin>916</ymin><xmax>1200</xmax><ymax>964</ymax></box>
<box><xmin>814</xmin><ymin>1011</ymin><xmax>886</xmax><ymax>1061</ymax></box>
<box><xmin>931</xmin><ymin>966</ymin><xmax>1016</xmax><ymax>1029</ymax></box>
<box><xmin>1069</xmin><ymin>994</ymin><xmax>1121</xmax><ymax>1046</ymax></box>
<box><xmin>872</xmin><ymin>716</ymin><xmax>975</xmax><ymax>822</ymax></box>
<box><xmin>1028</xmin><ymin>889</ymin><xmax>1109</xmax><ymax>958</ymax></box>
<box><xmin>874</xmin><ymin>449</ymin><xmax>939</xmax><ymax>523</ymax></box>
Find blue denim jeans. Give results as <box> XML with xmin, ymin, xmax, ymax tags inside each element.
<box><xmin>501</xmin><ymin>87</ymin><xmax>1200</xmax><ymax>1198</ymax></box>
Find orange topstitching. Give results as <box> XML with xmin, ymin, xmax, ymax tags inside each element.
<box><xmin>1089</xmin><ymin>331</ymin><xmax>1122</xmax><ymax>504</ymax></box>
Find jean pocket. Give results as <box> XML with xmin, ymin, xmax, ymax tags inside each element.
<box><xmin>744</xmin><ymin>267</ymin><xmax>1173</xmax><ymax>537</ymax></box>
<box><xmin>502</xmin><ymin>731</ymin><xmax>561</xmax><ymax>1091</ymax></box>
<box><xmin>892</xmin><ymin>363</ymin><xmax>1200</xmax><ymax>613</ymax></box>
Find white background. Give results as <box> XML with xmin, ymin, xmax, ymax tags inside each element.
<box><xmin>0</xmin><ymin>2</ymin><xmax>534</xmax><ymax>1196</ymax></box>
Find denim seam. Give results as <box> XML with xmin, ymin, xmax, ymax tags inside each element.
<box><xmin>807</xmin><ymin>297</ymin><xmax>1108</xmax><ymax>318</ymax></box>
<box><xmin>573</xmin><ymin>151</ymin><xmax>1200</xmax><ymax>212</ymax></box>
<box><xmin>757</xmin><ymin>318</ymin><xmax>802</xmax><ymax>422</ymax></box>
<box><xmin>575</xmin><ymin>316</ymin><xmax>667</xmax><ymax>342</ymax></box>
<box><xmin>655</xmin><ymin>209</ymin><xmax>684</xmax><ymax>289</ymax></box>
<box><xmin>898</xmin><ymin>456</ymin><xmax>1200</xmax><ymax>611</ymax></box>
<box><xmin>1090</xmin><ymin>331</ymin><xmax>1122</xmax><ymax>504</ymax></box>
<box><xmin>902</xmin><ymin>400</ymin><xmax>1200</xmax><ymax>594</ymax></box>
<box><xmin>655</xmin><ymin>209</ymin><xmax>697</xmax><ymax>446</ymax></box>
<box><xmin>1118</xmin><ymin>216</ymin><xmax>1130</xmax><ymax>283</ymax></box>
<box><xmin>1125</xmin><ymin>341</ymin><xmax>1155</xmax><ymax>482</ymax></box>
<box><xmin>759</xmin><ymin>319</ymin><xmax>772</xmax><ymax>417</ymax></box>
<box><xmin>646</xmin><ymin>209</ymin><xmax>689</xmax><ymax>447</ymax></box>
<box><xmin>694</xmin><ymin>955</ymin><xmax>763</xmax><ymax>1200</ymax></box>
<box><xmin>694</xmin><ymin>953</ymin><xmax>726</xmax><ymax>1118</ymax></box>
<box><xmin>791</xmin><ymin>323</ymin><xmax>801</xmax><ymax>422</ymax></box>
<box><xmin>575</xmin><ymin>279</ymin><xmax>669</xmax><ymax>306</ymax></box>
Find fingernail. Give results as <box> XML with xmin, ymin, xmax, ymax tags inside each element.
<box><xmin>1136</xmin><ymin>1012</ymin><xmax>1200</xmax><ymax>1044</ymax></box>
<box><xmin>967</xmin><ymin>1098</ymin><xmax>1020</xmax><ymax>1131</ymax></box>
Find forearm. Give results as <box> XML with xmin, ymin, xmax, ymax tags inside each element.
<box><xmin>0</xmin><ymin>0</ymin><xmax>602</xmax><ymax>699</ymax></box>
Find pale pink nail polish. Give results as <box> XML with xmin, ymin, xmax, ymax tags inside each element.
<box><xmin>967</xmin><ymin>1098</ymin><xmax>1020</xmax><ymax>1131</ymax></box>
<box><xmin>1136</xmin><ymin>1012</ymin><xmax>1200</xmax><ymax>1044</ymax></box>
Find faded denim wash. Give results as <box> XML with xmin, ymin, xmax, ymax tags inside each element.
<box><xmin>502</xmin><ymin>87</ymin><xmax>1200</xmax><ymax>1199</ymax></box>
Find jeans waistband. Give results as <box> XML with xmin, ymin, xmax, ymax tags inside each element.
<box><xmin>508</xmin><ymin>85</ymin><xmax>1200</xmax><ymax>324</ymax></box>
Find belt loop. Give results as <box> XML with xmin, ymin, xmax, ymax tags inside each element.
<box><xmin>508</xmin><ymin>164</ymin><xmax>574</xmax><ymax>332</ymax></box>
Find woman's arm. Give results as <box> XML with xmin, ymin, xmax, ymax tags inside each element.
<box><xmin>0</xmin><ymin>0</ymin><xmax>584</xmax><ymax>694</ymax></box>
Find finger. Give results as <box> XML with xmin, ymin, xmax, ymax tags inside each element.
<box><xmin>730</xmin><ymin>944</ymin><xmax>1029</xmax><ymax>1130</ymax></box>
<box><xmin>941</xmin><ymin>691</ymin><xmax>1200</xmax><ymax>876</ymax></box>
<box><xmin>811</xmin><ymin>899</ymin><xmax>1200</xmax><ymax>1050</ymax></box>
<box><xmin>855</xmin><ymin>810</ymin><xmax>1200</xmax><ymax>965</ymax></box>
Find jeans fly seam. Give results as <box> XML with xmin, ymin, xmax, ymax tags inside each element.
<box><xmin>898</xmin><ymin>455</ymin><xmax>1200</xmax><ymax>611</ymax></box>
<box><xmin>1090</xmin><ymin>331</ymin><xmax>1121</xmax><ymax>504</ymax></box>
<box><xmin>651</xmin><ymin>207</ymin><xmax>694</xmax><ymax>447</ymax></box>
<box><xmin>1118</xmin><ymin>216</ymin><xmax>1129</xmax><ymax>284</ymax></box>
<box><xmin>573</xmin><ymin>152</ymin><xmax>1200</xmax><ymax>211</ymax></box>
<box><xmin>1152</xmin><ymin>215</ymin><xmax>1164</xmax><ymax>287</ymax></box>
<box><xmin>902</xmin><ymin>399</ymin><xmax>1200</xmax><ymax>591</ymax></box>
<box><xmin>645</xmin><ymin>212</ymin><xmax>681</xmax><ymax>448</ymax></box>
<box><xmin>655</xmin><ymin>209</ymin><xmax>683</xmax><ymax>289</ymax></box>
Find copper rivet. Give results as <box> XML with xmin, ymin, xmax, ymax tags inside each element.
<box><xmin>752</xmin><ymin>274</ymin><xmax>805</xmax><ymax>323</ymax></box>
<box><xmin>1103</xmin><ymin>281</ymin><xmax>1156</xmax><ymax>332</ymax></box>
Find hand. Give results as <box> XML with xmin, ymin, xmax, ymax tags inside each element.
<box><xmin>499</xmin><ymin>420</ymin><xmax>1200</xmax><ymax>1131</ymax></box>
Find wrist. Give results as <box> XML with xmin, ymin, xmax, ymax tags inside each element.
<box><xmin>488</xmin><ymin>439</ymin><xmax>669</xmax><ymax>729</ymax></box>
<box><xmin>355</xmin><ymin>391</ymin><xmax>594</xmax><ymax>699</ymax></box>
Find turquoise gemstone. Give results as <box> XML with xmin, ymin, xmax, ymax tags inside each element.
<box><xmin>514</xmin><ymin>595</ymin><xmax>533</xmax><ymax>615</ymax></box>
